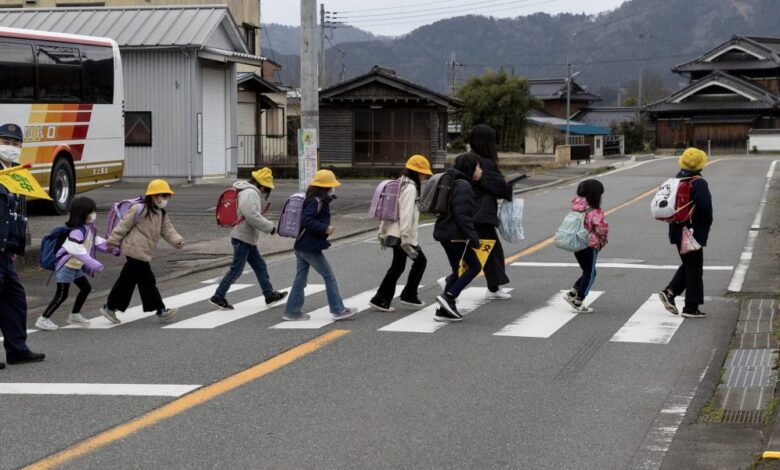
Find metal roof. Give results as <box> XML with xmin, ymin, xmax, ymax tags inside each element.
<box><xmin>528</xmin><ymin>116</ymin><xmax>611</xmax><ymax>135</ymax></box>
<box><xmin>0</xmin><ymin>5</ymin><xmax>248</xmax><ymax>52</ymax></box>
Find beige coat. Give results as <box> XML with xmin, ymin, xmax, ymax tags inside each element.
<box><xmin>378</xmin><ymin>176</ymin><xmax>420</xmax><ymax>247</ymax></box>
<box><xmin>108</xmin><ymin>204</ymin><xmax>183</xmax><ymax>262</ymax></box>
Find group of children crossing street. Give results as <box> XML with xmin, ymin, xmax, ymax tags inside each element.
<box><xmin>0</xmin><ymin>118</ymin><xmax>715</xmax><ymax>369</ymax></box>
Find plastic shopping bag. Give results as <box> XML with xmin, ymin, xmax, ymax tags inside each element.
<box><xmin>680</xmin><ymin>227</ymin><xmax>702</xmax><ymax>254</ymax></box>
<box><xmin>497</xmin><ymin>197</ymin><xmax>525</xmax><ymax>243</ymax></box>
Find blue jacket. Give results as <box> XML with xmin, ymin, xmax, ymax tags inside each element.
<box><xmin>0</xmin><ymin>185</ymin><xmax>27</xmax><ymax>256</ymax></box>
<box><xmin>294</xmin><ymin>197</ymin><xmax>332</xmax><ymax>252</ymax></box>
<box><xmin>669</xmin><ymin>170</ymin><xmax>713</xmax><ymax>246</ymax></box>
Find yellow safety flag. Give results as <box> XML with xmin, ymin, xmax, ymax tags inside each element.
<box><xmin>459</xmin><ymin>239</ymin><xmax>496</xmax><ymax>277</ymax></box>
<box><xmin>0</xmin><ymin>165</ymin><xmax>52</xmax><ymax>200</ymax></box>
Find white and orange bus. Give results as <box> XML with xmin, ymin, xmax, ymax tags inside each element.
<box><xmin>0</xmin><ymin>27</ymin><xmax>124</xmax><ymax>214</ymax></box>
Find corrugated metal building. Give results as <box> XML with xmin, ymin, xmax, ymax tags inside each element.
<box><xmin>0</xmin><ymin>5</ymin><xmax>264</xmax><ymax>180</ymax></box>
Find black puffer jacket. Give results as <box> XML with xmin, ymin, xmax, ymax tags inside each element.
<box><xmin>473</xmin><ymin>154</ymin><xmax>513</xmax><ymax>226</ymax></box>
<box><xmin>433</xmin><ymin>168</ymin><xmax>480</xmax><ymax>246</ymax></box>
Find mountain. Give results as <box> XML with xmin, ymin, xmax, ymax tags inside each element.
<box><xmin>262</xmin><ymin>23</ymin><xmax>388</xmax><ymax>56</ymax></box>
<box><xmin>262</xmin><ymin>0</ymin><xmax>780</xmax><ymax>102</ymax></box>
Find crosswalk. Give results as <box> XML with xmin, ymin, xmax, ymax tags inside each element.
<box><xmin>10</xmin><ymin>279</ymin><xmax>697</xmax><ymax>347</ymax></box>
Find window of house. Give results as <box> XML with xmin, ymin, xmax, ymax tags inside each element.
<box><xmin>125</xmin><ymin>112</ymin><xmax>152</xmax><ymax>146</ymax></box>
<box><xmin>353</xmin><ymin>109</ymin><xmax>432</xmax><ymax>165</ymax></box>
<box><xmin>36</xmin><ymin>45</ymin><xmax>82</xmax><ymax>101</ymax></box>
<box><xmin>265</xmin><ymin>107</ymin><xmax>285</xmax><ymax>136</ymax></box>
<box><xmin>0</xmin><ymin>41</ymin><xmax>35</xmax><ymax>102</ymax></box>
<box><xmin>243</xmin><ymin>24</ymin><xmax>257</xmax><ymax>55</ymax></box>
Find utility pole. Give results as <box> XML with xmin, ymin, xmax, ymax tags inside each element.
<box><xmin>637</xmin><ymin>31</ymin><xmax>646</xmax><ymax>119</ymax></box>
<box><xmin>300</xmin><ymin>0</ymin><xmax>319</xmax><ymax>191</ymax></box>
<box><xmin>447</xmin><ymin>52</ymin><xmax>461</xmax><ymax>96</ymax></box>
<box><xmin>565</xmin><ymin>32</ymin><xmax>577</xmax><ymax>145</ymax></box>
<box><xmin>320</xmin><ymin>3</ymin><xmax>326</xmax><ymax>88</ymax></box>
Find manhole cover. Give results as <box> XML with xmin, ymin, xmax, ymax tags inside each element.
<box><xmin>721</xmin><ymin>409</ymin><xmax>766</xmax><ymax>424</ymax></box>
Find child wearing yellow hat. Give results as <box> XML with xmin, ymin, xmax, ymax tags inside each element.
<box><xmin>658</xmin><ymin>148</ymin><xmax>713</xmax><ymax>319</ymax></box>
<box><xmin>102</xmin><ymin>179</ymin><xmax>184</xmax><ymax>323</ymax></box>
<box><xmin>283</xmin><ymin>170</ymin><xmax>357</xmax><ymax>321</ymax></box>
<box><xmin>370</xmin><ymin>155</ymin><xmax>433</xmax><ymax>312</ymax></box>
<box><xmin>210</xmin><ymin>168</ymin><xmax>288</xmax><ymax>310</ymax></box>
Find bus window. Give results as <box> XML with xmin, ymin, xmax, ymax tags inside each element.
<box><xmin>81</xmin><ymin>45</ymin><xmax>114</xmax><ymax>104</ymax></box>
<box><xmin>36</xmin><ymin>45</ymin><xmax>81</xmax><ymax>102</ymax></box>
<box><xmin>0</xmin><ymin>41</ymin><xmax>35</xmax><ymax>102</ymax></box>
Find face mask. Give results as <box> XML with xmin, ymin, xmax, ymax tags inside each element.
<box><xmin>87</xmin><ymin>212</ymin><xmax>97</xmax><ymax>223</ymax></box>
<box><xmin>0</xmin><ymin>145</ymin><xmax>20</xmax><ymax>163</ymax></box>
<box><xmin>328</xmin><ymin>188</ymin><xmax>336</xmax><ymax>196</ymax></box>
<box><xmin>156</xmin><ymin>198</ymin><xmax>168</xmax><ymax>209</ymax></box>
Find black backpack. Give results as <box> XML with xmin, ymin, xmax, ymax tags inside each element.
<box><xmin>420</xmin><ymin>172</ymin><xmax>454</xmax><ymax>217</ymax></box>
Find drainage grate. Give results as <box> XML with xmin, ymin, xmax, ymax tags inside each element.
<box><xmin>721</xmin><ymin>409</ymin><xmax>766</xmax><ymax>424</ymax></box>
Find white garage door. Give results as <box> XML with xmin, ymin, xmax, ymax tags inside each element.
<box><xmin>237</xmin><ymin>102</ymin><xmax>256</xmax><ymax>166</ymax></box>
<box><xmin>202</xmin><ymin>68</ymin><xmax>227</xmax><ymax>177</ymax></box>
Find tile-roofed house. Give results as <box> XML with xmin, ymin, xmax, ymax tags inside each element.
<box><xmin>527</xmin><ymin>78</ymin><xmax>601</xmax><ymax>120</ymax></box>
<box><xmin>646</xmin><ymin>36</ymin><xmax>780</xmax><ymax>153</ymax></box>
<box><xmin>318</xmin><ymin>65</ymin><xmax>463</xmax><ymax>171</ymax></box>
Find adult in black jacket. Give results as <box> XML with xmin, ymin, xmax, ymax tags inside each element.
<box><xmin>658</xmin><ymin>148</ymin><xmax>713</xmax><ymax>319</ymax></box>
<box><xmin>469</xmin><ymin>125</ymin><xmax>513</xmax><ymax>299</ymax></box>
<box><xmin>433</xmin><ymin>153</ymin><xmax>483</xmax><ymax>322</ymax></box>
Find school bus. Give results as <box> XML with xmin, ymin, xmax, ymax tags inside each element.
<box><xmin>0</xmin><ymin>27</ymin><xmax>124</xmax><ymax>214</ymax></box>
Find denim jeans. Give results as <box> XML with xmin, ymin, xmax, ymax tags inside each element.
<box><xmin>215</xmin><ymin>238</ymin><xmax>274</xmax><ymax>299</ymax></box>
<box><xmin>440</xmin><ymin>241</ymin><xmax>481</xmax><ymax>298</ymax></box>
<box><xmin>285</xmin><ymin>250</ymin><xmax>345</xmax><ymax>316</ymax></box>
<box><xmin>573</xmin><ymin>247</ymin><xmax>598</xmax><ymax>300</ymax></box>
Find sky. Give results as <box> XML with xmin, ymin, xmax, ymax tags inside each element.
<box><xmin>263</xmin><ymin>0</ymin><xmax>629</xmax><ymax>36</ymax></box>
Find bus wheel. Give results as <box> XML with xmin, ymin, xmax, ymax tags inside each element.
<box><xmin>49</xmin><ymin>158</ymin><xmax>75</xmax><ymax>215</ymax></box>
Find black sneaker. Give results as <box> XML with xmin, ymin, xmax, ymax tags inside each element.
<box><xmin>658</xmin><ymin>291</ymin><xmax>679</xmax><ymax>315</ymax></box>
<box><xmin>369</xmin><ymin>299</ymin><xmax>395</xmax><ymax>312</ymax></box>
<box><xmin>434</xmin><ymin>307</ymin><xmax>463</xmax><ymax>323</ymax></box>
<box><xmin>209</xmin><ymin>296</ymin><xmax>234</xmax><ymax>310</ymax></box>
<box><xmin>399</xmin><ymin>297</ymin><xmax>425</xmax><ymax>308</ymax></box>
<box><xmin>436</xmin><ymin>294</ymin><xmax>461</xmax><ymax>318</ymax></box>
<box><xmin>265</xmin><ymin>291</ymin><xmax>289</xmax><ymax>306</ymax></box>
<box><xmin>0</xmin><ymin>361</ymin><xmax>5</xmax><ymax>369</ymax></box>
<box><xmin>682</xmin><ymin>310</ymin><xmax>707</xmax><ymax>319</ymax></box>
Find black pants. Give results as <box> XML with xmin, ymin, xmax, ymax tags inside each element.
<box><xmin>43</xmin><ymin>278</ymin><xmax>92</xmax><ymax>318</ymax></box>
<box><xmin>667</xmin><ymin>246</ymin><xmax>704</xmax><ymax>313</ymax></box>
<box><xmin>0</xmin><ymin>252</ymin><xmax>31</xmax><ymax>358</ymax></box>
<box><xmin>106</xmin><ymin>257</ymin><xmax>165</xmax><ymax>313</ymax></box>
<box><xmin>476</xmin><ymin>224</ymin><xmax>509</xmax><ymax>291</ymax></box>
<box><xmin>441</xmin><ymin>241</ymin><xmax>482</xmax><ymax>298</ymax></box>
<box><xmin>573</xmin><ymin>247</ymin><xmax>598</xmax><ymax>300</ymax></box>
<box><xmin>372</xmin><ymin>246</ymin><xmax>427</xmax><ymax>305</ymax></box>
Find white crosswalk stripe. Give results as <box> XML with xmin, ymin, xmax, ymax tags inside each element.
<box><xmin>610</xmin><ymin>294</ymin><xmax>685</xmax><ymax>344</ymax></box>
<box><xmin>164</xmin><ymin>285</ymin><xmax>326</xmax><ymax>329</ymax></box>
<box><xmin>66</xmin><ymin>283</ymin><xmax>254</xmax><ymax>329</ymax></box>
<box><xmin>270</xmin><ymin>286</ymin><xmax>405</xmax><ymax>330</ymax></box>
<box><xmin>493</xmin><ymin>290</ymin><xmax>604</xmax><ymax>338</ymax></box>
<box><xmin>379</xmin><ymin>287</ymin><xmax>510</xmax><ymax>333</ymax></box>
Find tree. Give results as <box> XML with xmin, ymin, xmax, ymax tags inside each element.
<box><xmin>623</xmin><ymin>70</ymin><xmax>670</xmax><ymax>106</ymax></box>
<box><xmin>527</xmin><ymin>123</ymin><xmax>559</xmax><ymax>154</ymax></box>
<box><xmin>457</xmin><ymin>70</ymin><xmax>538</xmax><ymax>152</ymax></box>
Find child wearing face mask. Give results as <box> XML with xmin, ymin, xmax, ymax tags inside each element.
<box><xmin>35</xmin><ymin>197</ymin><xmax>109</xmax><ymax>330</ymax></box>
<box><xmin>210</xmin><ymin>168</ymin><xmax>288</xmax><ymax>310</ymax></box>
<box><xmin>101</xmin><ymin>179</ymin><xmax>184</xmax><ymax>324</ymax></box>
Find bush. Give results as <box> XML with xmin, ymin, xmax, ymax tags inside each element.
<box><xmin>449</xmin><ymin>136</ymin><xmax>467</xmax><ymax>153</ymax></box>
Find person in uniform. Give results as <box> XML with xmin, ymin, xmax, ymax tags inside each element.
<box><xmin>0</xmin><ymin>123</ymin><xmax>45</xmax><ymax>368</ymax></box>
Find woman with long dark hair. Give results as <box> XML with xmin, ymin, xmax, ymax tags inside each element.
<box><xmin>370</xmin><ymin>155</ymin><xmax>432</xmax><ymax>311</ymax></box>
<box><xmin>469</xmin><ymin>124</ymin><xmax>514</xmax><ymax>299</ymax></box>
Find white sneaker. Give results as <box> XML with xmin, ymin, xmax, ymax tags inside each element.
<box><xmin>486</xmin><ymin>288</ymin><xmax>512</xmax><ymax>300</ymax></box>
<box><xmin>67</xmin><ymin>314</ymin><xmax>90</xmax><ymax>327</ymax></box>
<box><xmin>35</xmin><ymin>316</ymin><xmax>59</xmax><ymax>331</ymax></box>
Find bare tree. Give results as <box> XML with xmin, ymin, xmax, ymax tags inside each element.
<box><xmin>528</xmin><ymin>123</ymin><xmax>559</xmax><ymax>154</ymax></box>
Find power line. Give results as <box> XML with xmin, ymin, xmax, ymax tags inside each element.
<box><xmin>335</xmin><ymin>0</ymin><xmax>470</xmax><ymax>14</ymax></box>
<box><xmin>339</xmin><ymin>0</ymin><xmax>559</xmax><ymax>27</ymax></box>
<box><xmin>332</xmin><ymin>0</ymin><xmax>538</xmax><ymax>19</ymax></box>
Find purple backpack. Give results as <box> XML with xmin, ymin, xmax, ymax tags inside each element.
<box><xmin>368</xmin><ymin>179</ymin><xmax>401</xmax><ymax>221</ymax></box>
<box><xmin>104</xmin><ymin>196</ymin><xmax>144</xmax><ymax>239</ymax></box>
<box><xmin>278</xmin><ymin>193</ymin><xmax>312</xmax><ymax>238</ymax></box>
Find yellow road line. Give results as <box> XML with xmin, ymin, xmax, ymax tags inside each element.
<box><xmin>763</xmin><ymin>451</ymin><xmax>780</xmax><ymax>459</ymax></box>
<box><xmin>23</xmin><ymin>329</ymin><xmax>351</xmax><ymax>470</ymax></box>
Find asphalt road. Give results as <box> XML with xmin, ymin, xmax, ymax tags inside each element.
<box><xmin>1</xmin><ymin>156</ymin><xmax>772</xmax><ymax>469</ymax></box>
